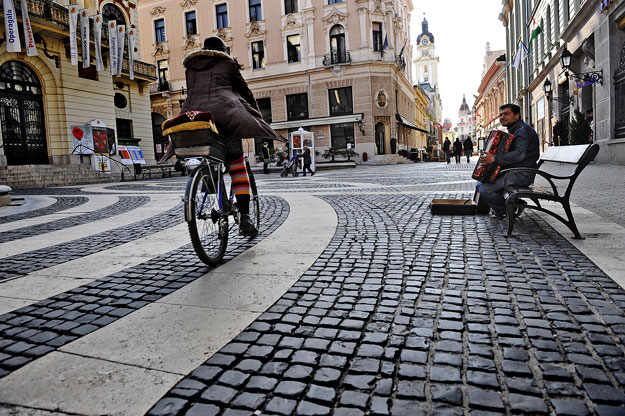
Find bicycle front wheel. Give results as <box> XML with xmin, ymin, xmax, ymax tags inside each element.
<box><xmin>187</xmin><ymin>165</ymin><xmax>228</xmax><ymax>265</ymax></box>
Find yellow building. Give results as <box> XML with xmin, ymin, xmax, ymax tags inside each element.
<box><xmin>0</xmin><ymin>0</ymin><xmax>157</xmax><ymax>188</ymax></box>
<box><xmin>138</xmin><ymin>0</ymin><xmax>419</xmax><ymax>164</ymax></box>
<box><xmin>413</xmin><ymin>84</ymin><xmax>429</xmax><ymax>151</ymax></box>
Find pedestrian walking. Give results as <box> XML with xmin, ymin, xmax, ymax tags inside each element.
<box><xmin>302</xmin><ymin>146</ymin><xmax>314</xmax><ymax>176</ymax></box>
<box><xmin>453</xmin><ymin>138</ymin><xmax>463</xmax><ymax>164</ymax></box>
<box><xmin>262</xmin><ymin>142</ymin><xmax>270</xmax><ymax>174</ymax></box>
<box><xmin>443</xmin><ymin>138</ymin><xmax>452</xmax><ymax>164</ymax></box>
<box><xmin>463</xmin><ymin>136</ymin><xmax>474</xmax><ymax>163</ymax></box>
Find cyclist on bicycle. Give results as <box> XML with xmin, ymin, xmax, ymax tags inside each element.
<box><xmin>177</xmin><ymin>36</ymin><xmax>285</xmax><ymax>236</ymax></box>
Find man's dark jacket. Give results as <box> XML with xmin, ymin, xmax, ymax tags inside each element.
<box><xmin>499</xmin><ymin>119</ymin><xmax>540</xmax><ymax>185</ymax></box>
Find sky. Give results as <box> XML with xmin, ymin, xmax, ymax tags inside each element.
<box><xmin>409</xmin><ymin>0</ymin><xmax>506</xmax><ymax>126</ymax></box>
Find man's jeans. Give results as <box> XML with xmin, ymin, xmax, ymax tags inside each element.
<box><xmin>477</xmin><ymin>172</ymin><xmax>534</xmax><ymax>216</ymax></box>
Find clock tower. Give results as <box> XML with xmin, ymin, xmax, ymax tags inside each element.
<box><xmin>414</xmin><ymin>16</ymin><xmax>439</xmax><ymax>89</ymax></box>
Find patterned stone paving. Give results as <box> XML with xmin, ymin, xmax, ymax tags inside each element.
<box><xmin>0</xmin><ymin>196</ymin><xmax>89</xmax><ymax>224</ymax></box>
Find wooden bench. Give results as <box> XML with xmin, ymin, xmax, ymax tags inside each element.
<box><xmin>502</xmin><ymin>143</ymin><xmax>599</xmax><ymax>239</ymax></box>
<box><xmin>140</xmin><ymin>164</ymin><xmax>174</xmax><ymax>179</ymax></box>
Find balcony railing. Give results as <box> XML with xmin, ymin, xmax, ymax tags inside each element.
<box><xmin>323</xmin><ymin>51</ymin><xmax>351</xmax><ymax>66</ymax></box>
<box><xmin>149</xmin><ymin>81</ymin><xmax>170</xmax><ymax>94</ymax></box>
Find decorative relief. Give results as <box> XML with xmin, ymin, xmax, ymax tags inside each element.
<box><xmin>375</xmin><ymin>90</ymin><xmax>388</xmax><ymax>108</ymax></box>
<box><xmin>282</xmin><ymin>14</ymin><xmax>302</xmax><ymax>30</ymax></box>
<box><xmin>215</xmin><ymin>28</ymin><xmax>232</xmax><ymax>43</ymax></box>
<box><xmin>331</xmin><ymin>66</ymin><xmax>344</xmax><ymax>78</ymax></box>
<box><xmin>180</xmin><ymin>0</ymin><xmax>197</xmax><ymax>8</ymax></box>
<box><xmin>182</xmin><ymin>34</ymin><xmax>200</xmax><ymax>50</ymax></box>
<box><xmin>322</xmin><ymin>8</ymin><xmax>348</xmax><ymax>25</ymax></box>
<box><xmin>246</xmin><ymin>21</ymin><xmax>266</xmax><ymax>38</ymax></box>
<box><xmin>150</xmin><ymin>6</ymin><xmax>166</xmax><ymax>16</ymax></box>
<box><xmin>370</xmin><ymin>1</ymin><xmax>385</xmax><ymax>16</ymax></box>
<box><xmin>152</xmin><ymin>41</ymin><xmax>169</xmax><ymax>57</ymax></box>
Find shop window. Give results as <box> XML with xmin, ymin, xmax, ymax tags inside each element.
<box><xmin>257</xmin><ymin>97</ymin><xmax>272</xmax><ymax>123</ymax></box>
<box><xmin>329</xmin><ymin>87</ymin><xmax>353</xmax><ymax>116</ymax></box>
<box><xmin>331</xmin><ymin>122</ymin><xmax>354</xmax><ymax>149</ymax></box>
<box><xmin>286</xmin><ymin>93</ymin><xmax>308</xmax><ymax>120</ymax></box>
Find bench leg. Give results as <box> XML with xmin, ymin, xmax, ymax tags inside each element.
<box><xmin>563</xmin><ymin>202</ymin><xmax>583</xmax><ymax>239</ymax></box>
<box><xmin>505</xmin><ymin>198</ymin><xmax>517</xmax><ymax>236</ymax></box>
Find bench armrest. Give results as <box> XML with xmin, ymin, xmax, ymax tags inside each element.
<box><xmin>501</xmin><ymin>167</ymin><xmax>568</xmax><ymax>197</ymax></box>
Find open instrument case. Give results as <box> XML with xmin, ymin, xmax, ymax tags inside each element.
<box><xmin>430</xmin><ymin>191</ymin><xmax>491</xmax><ymax>215</ymax></box>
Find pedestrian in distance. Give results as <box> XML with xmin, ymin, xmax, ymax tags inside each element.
<box><xmin>464</xmin><ymin>136</ymin><xmax>474</xmax><ymax>163</ymax></box>
<box><xmin>476</xmin><ymin>103</ymin><xmax>540</xmax><ymax>220</ymax></box>
<box><xmin>302</xmin><ymin>146</ymin><xmax>314</xmax><ymax>176</ymax></box>
<box><xmin>443</xmin><ymin>137</ymin><xmax>452</xmax><ymax>164</ymax></box>
<box><xmin>453</xmin><ymin>138</ymin><xmax>463</xmax><ymax>164</ymax></box>
<box><xmin>262</xmin><ymin>142</ymin><xmax>270</xmax><ymax>174</ymax></box>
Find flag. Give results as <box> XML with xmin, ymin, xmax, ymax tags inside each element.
<box><xmin>68</xmin><ymin>5</ymin><xmax>79</xmax><ymax>66</ymax></box>
<box><xmin>127</xmin><ymin>28</ymin><xmax>136</xmax><ymax>80</ymax></box>
<box><xmin>528</xmin><ymin>25</ymin><xmax>543</xmax><ymax>51</ymax></box>
<box><xmin>381</xmin><ymin>34</ymin><xmax>388</xmax><ymax>57</ymax></box>
<box><xmin>3</xmin><ymin>0</ymin><xmax>21</xmax><ymax>52</ymax></box>
<box><xmin>20</xmin><ymin>0</ymin><xmax>37</xmax><ymax>56</ymax></box>
<box><xmin>79</xmin><ymin>9</ymin><xmax>89</xmax><ymax>67</ymax></box>
<box><xmin>512</xmin><ymin>41</ymin><xmax>527</xmax><ymax>69</ymax></box>
<box><xmin>94</xmin><ymin>15</ymin><xmax>104</xmax><ymax>71</ymax></box>
<box><xmin>116</xmin><ymin>24</ymin><xmax>125</xmax><ymax>76</ymax></box>
<box><xmin>399</xmin><ymin>39</ymin><xmax>406</xmax><ymax>58</ymax></box>
<box><xmin>108</xmin><ymin>21</ymin><xmax>117</xmax><ymax>76</ymax></box>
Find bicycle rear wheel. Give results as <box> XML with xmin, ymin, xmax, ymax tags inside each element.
<box><xmin>186</xmin><ymin>164</ymin><xmax>228</xmax><ymax>265</ymax></box>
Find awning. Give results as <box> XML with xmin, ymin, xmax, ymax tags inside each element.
<box><xmin>270</xmin><ymin>113</ymin><xmax>363</xmax><ymax>130</ymax></box>
<box><xmin>396</xmin><ymin>113</ymin><xmax>428</xmax><ymax>133</ymax></box>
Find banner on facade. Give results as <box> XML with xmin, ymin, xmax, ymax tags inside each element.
<box><xmin>79</xmin><ymin>9</ymin><xmax>90</xmax><ymax>67</ymax></box>
<box><xmin>108</xmin><ymin>20</ymin><xmax>117</xmax><ymax>76</ymax></box>
<box><xmin>71</xmin><ymin>125</ymin><xmax>94</xmax><ymax>155</ymax></box>
<box><xmin>68</xmin><ymin>6</ymin><xmax>79</xmax><ymax>66</ymax></box>
<box><xmin>116</xmin><ymin>25</ymin><xmax>125</xmax><ymax>77</ymax></box>
<box><xmin>19</xmin><ymin>0</ymin><xmax>37</xmax><ymax>56</ymax></box>
<box><xmin>3</xmin><ymin>0</ymin><xmax>21</xmax><ymax>53</ymax></box>
<box><xmin>127</xmin><ymin>28</ymin><xmax>136</xmax><ymax>80</ymax></box>
<box><xmin>94</xmin><ymin>15</ymin><xmax>104</xmax><ymax>71</ymax></box>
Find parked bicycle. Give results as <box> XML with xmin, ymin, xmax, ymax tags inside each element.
<box><xmin>161</xmin><ymin>112</ymin><xmax>260</xmax><ymax>266</ymax></box>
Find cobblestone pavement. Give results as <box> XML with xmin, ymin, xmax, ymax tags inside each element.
<box><xmin>1</xmin><ymin>161</ymin><xmax>624</xmax><ymax>416</ymax></box>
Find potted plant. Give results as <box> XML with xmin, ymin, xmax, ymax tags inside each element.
<box><xmin>552</xmin><ymin>120</ymin><xmax>569</xmax><ymax>146</ymax></box>
<box><xmin>341</xmin><ymin>148</ymin><xmax>359</xmax><ymax>161</ymax></box>
<box><xmin>322</xmin><ymin>147</ymin><xmax>340</xmax><ymax>162</ymax></box>
<box><xmin>569</xmin><ymin>109</ymin><xmax>592</xmax><ymax>145</ymax></box>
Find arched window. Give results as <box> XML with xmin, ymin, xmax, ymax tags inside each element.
<box><xmin>330</xmin><ymin>25</ymin><xmax>347</xmax><ymax>64</ymax></box>
<box><xmin>102</xmin><ymin>4</ymin><xmax>126</xmax><ymax>26</ymax></box>
<box><xmin>0</xmin><ymin>61</ymin><xmax>48</xmax><ymax>165</ymax></box>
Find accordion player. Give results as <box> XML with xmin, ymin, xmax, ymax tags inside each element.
<box><xmin>472</xmin><ymin>130</ymin><xmax>514</xmax><ymax>183</ymax></box>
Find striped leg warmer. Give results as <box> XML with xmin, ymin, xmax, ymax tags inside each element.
<box><xmin>228</xmin><ymin>155</ymin><xmax>251</xmax><ymax>196</ymax></box>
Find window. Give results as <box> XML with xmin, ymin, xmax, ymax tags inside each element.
<box><xmin>329</xmin><ymin>87</ymin><xmax>353</xmax><ymax>116</ymax></box>
<box><xmin>249</xmin><ymin>0</ymin><xmax>261</xmax><ymax>22</ymax></box>
<box><xmin>154</xmin><ymin>19</ymin><xmax>166</xmax><ymax>43</ymax></box>
<box><xmin>330</xmin><ymin>25</ymin><xmax>347</xmax><ymax>64</ymax></box>
<box><xmin>257</xmin><ymin>98</ymin><xmax>272</xmax><ymax>123</ymax></box>
<box><xmin>216</xmin><ymin>4</ymin><xmax>228</xmax><ymax>29</ymax></box>
<box><xmin>285</xmin><ymin>0</ymin><xmax>297</xmax><ymax>14</ymax></box>
<box><xmin>116</xmin><ymin>118</ymin><xmax>133</xmax><ymax>139</ymax></box>
<box><xmin>157</xmin><ymin>60</ymin><xmax>169</xmax><ymax>90</ymax></box>
<box><xmin>185</xmin><ymin>11</ymin><xmax>197</xmax><ymax>35</ymax></box>
<box><xmin>286</xmin><ymin>93</ymin><xmax>308</xmax><ymax>120</ymax></box>
<box><xmin>287</xmin><ymin>34</ymin><xmax>301</xmax><ymax>63</ymax></box>
<box><xmin>328</xmin><ymin>0</ymin><xmax>343</xmax><ymax>3</ymax></box>
<box><xmin>102</xmin><ymin>4</ymin><xmax>125</xmax><ymax>26</ymax></box>
<box><xmin>252</xmin><ymin>41</ymin><xmax>265</xmax><ymax>69</ymax></box>
<box><xmin>331</xmin><ymin>122</ymin><xmax>354</xmax><ymax>149</ymax></box>
<box><xmin>372</xmin><ymin>22</ymin><xmax>382</xmax><ymax>52</ymax></box>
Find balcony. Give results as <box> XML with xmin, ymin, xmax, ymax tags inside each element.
<box><xmin>323</xmin><ymin>51</ymin><xmax>351</xmax><ymax>67</ymax></box>
<box><xmin>149</xmin><ymin>81</ymin><xmax>170</xmax><ymax>94</ymax></box>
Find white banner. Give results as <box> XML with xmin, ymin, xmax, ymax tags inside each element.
<box><xmin>68</xmin><ymin>5</ymin><xmax>79</xmax><ymax>66</ymax></box>
<box><xmin>3</xmin><ymin>0</ymin><xmax>21</xmax><ymax>52</ymax></box>
<box><xmin>116</xmin><ymin>24</ymin><xmax>125</xmax><ymax>77</ymax></box>
<box><xmin>94</xmin><ymin>15</ymin><xmax>104</xmax><ymax>71</ymax></box>
<box><xmin>79</xmin><ymin>9</ymin><xmax>89</xmax><ymax>67</ymax></box>
<box><xmin>108</xmin><ymin>20</ymin><xmax>117</xmax><ymax>76</ymax></box>
<box><xmin>127</xmin><ymin>28</ymin><xmax>136</xmax><ymax>80</ymax></box>
<box><xmin>19</xmin><ymin>0</ymin><xmax>37</xmax><ymax>56</ymax></box>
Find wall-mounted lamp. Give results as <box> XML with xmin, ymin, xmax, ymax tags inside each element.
<box><xmin>543</xmin><ymin>79</ymin><xmax>573</xmax><ymax>106</ymax></box>
<box><xmin>179</xmin><ymin>86</ymin><xmax>186</xmax><ymax>106</ymax></box>
<box><xmin>560</xmin><ymin>46</ymin><xmax>603</xmax><ymax>86</ymax></box>
<box><xmin>357</xmin><ymin>115</ymin><xmax>365</xmax><ymax>135</ymax></box>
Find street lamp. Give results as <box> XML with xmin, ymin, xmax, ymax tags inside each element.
<box><xmin>543</xmin><ymin>78</ymin><xmax>573</xmax><ymax>105</ymax></box>
<box><xmin>559</xmin><ymin>46</ymin><xmax>603</xmax><ymax>86</ymax></box>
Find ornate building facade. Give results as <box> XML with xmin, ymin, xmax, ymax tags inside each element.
<box><xmin>457</xmin><ymin>95</ymin><xmax>473</xmax><ymax>142</ymax></box>
<box><xmin>474</xmin><ymin>43</ymin><xmax>506</xmax><ymax>150</ymax></box>
<box><xmin>139</xmin><ymin>0</ymin><xmax>419</xmax><ymax>164</ymax></box>
<box><xmin>501</xmin><ymin>0</ymin><xmax>625</xmax><ymax>163</ymax></box>
<box><xmin>0</xmin><ymin>0</ymin><xmax>157</xmax><ymax>187</ymax></box>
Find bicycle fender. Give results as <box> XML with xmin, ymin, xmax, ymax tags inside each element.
<box><xmin>184</xmin><ymin>168</ymin><xmax>198</xmax><ymax>222</ymax></box>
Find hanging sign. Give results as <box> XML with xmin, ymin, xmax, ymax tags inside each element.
<box><xmin>108</xmin><ymin>20</ymin><xmax>117</xmax><ymax>76</ymax></box>
<box><xmin>79</xmin><ymin>9</ymin><xmax>90</xmax><ymax>67</ymax></box>
<box><xmin>3</xmin><ymin>0</ymin><xmax>21</xmax><ymax>52</ymax></box>
<box><xmin>116</xmin><ymin>24</ymin><xmax>125</xmax><ymax>76</ymax></box>
<box><xmin>127</xmin><ymin>27</ymin><xmax>136</xmax><ymax>80</ymax></box>
<box><xmin>94</xmin><ymin>15</ymin><xmax>104</xmax><ymax>71</ymax></box>
<box><xmin>68</xmin><ymin>6</ymin><xmax>79</xmax><ymax>66</ymax></box>
<box><xmin>19</xmin><ymin>0</ymin><xmax>37</xmax><ymax>56</ymax></box>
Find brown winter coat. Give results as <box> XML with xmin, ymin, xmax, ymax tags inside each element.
<box><xmin>181</xmin><ymin>49</ymin><xmax>284</xmax><ymax>142</ymax></box>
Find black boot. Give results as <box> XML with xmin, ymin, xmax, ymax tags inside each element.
<box><xmin>235</xmin><ymin>194</ymin><xmax>258</xmax><ymax>237</ymax></box>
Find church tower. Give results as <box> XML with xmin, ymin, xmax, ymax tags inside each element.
<box><xmin>457</xmin><ymin>95</ymin><xmax>473</xmax><ymax>142</ymax></box>
<box><xmin>414</xmin><ymin>16</ymin><xmax>439</xmax><ymax>88</ymax></box>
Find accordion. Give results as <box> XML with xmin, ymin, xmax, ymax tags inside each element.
<box><xmin>472</xmin><ymin>130</ymin><xmax>515</xmax><ymax>183</ymax></box>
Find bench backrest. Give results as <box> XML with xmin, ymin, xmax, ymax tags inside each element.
<box><xmin>537</xmin><ymin>143</ymin><xmax>599</xmax><ymax>197</ymax></box>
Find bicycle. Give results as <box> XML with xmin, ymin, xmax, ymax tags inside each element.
<box><xmin>162</xmin><ymin>111</ymin><xmax>260</xmax><ymax>266</ymax></box>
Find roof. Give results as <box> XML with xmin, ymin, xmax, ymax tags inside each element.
<box><xmin>416</xmin><ymin>17</ymin><xmax>434</xmax><ymax>44</ymax></box>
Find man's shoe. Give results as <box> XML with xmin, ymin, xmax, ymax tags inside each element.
<box><xmin>239</xmin><ymin>214</ymin><xmax>258</xmax><ymax>237</ymax></box>
<box><xmin>311</xmin><ymin>172</ymin><xmax>315</xmax><ymax>176</ymax></box>
<box><xmin>490</xmin><ymin>211</ymin><xmax>506</xmax><ymax>221</ymax></box>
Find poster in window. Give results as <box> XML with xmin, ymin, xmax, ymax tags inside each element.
<box><xmin>92</xmin><ymin>127</ymin><xmax>109</xmax><ymax>154</ymax></box>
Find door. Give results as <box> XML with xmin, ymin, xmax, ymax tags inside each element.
<box><xmin>0</xmin><ymin>61</ymin><xmax>48</xmax><ymax>165</ymax></box>
<box><xmin>375</xmin><ymin>122</ymin><xmax>385</xmax><ymax>154</ymax></box>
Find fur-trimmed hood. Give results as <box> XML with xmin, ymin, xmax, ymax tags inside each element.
<box><xmin>182</xmin><ymin>49</ymin><xmax>233</xmax><ymax>68</ymax></box>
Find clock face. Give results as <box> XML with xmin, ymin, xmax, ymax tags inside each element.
<box><xmin>422</xmin><ymin>39</ymin><xmax>428</xmax><ymax>45</ymax></box>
